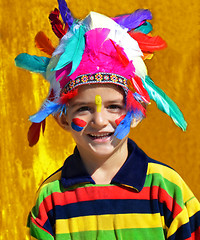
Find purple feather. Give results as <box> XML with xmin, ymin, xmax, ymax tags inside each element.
<box><xmin>112</xmin><ymin>9</ymin><xmax>152</xmax><ymax>31</ymax></box>
<box><xmin>57</xmin><ymin>0</ymin><xmax>74</xmax><ymax>27</ymax></box>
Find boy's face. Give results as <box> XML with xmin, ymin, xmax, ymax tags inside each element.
<box><xmin>58</xmin><ymin>84</ymin><xmax>129</xmax><ymax>158</ymax></box>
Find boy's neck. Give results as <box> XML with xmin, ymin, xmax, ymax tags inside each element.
<box><xmin>78</xmin><ymin>139</ymin><xmax>129</xmax><ymax>184</ymax></box>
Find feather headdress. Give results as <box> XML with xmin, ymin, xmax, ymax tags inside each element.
<box><xmin>15</xmin><ymin>0</ymin><xmax>187</xmax><ymax>146</ymax></box>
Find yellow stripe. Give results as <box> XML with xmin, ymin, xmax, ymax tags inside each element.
<box><xmin>56</xmin><ymin>213</ymin><xmax>165</xmax><ymax>234</ymax></box>
<box><xmin>185</xmin><ymin>196</ymin><xmax>200</xmax><ymax>218</ymax></box>
<box><xmin>147</xmin><ymin>162</ymin><xmax>194</xmax><ymax>202</ymax></box>
<box><xmin>167</xmin><ymin>207</ymin><xmax>189</xmax><ymax>238</ymax></box>
<box><xmin>95</xmin><ymin>95</ymin><xmax>102</xmax><ymax>112</ymax></box>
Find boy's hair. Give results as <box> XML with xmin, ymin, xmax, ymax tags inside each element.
<box><xmin>15</xmin><ymin>0</ymin><xmax>187</xmax><ymax>146</ymax></box>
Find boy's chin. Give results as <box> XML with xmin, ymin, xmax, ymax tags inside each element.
<box><xmin>87</xmin><ymin>137</ymin><xmax>128</xmax><ymax>157</ymax></box>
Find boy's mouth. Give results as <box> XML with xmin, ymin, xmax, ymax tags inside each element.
<box><xmin>88</xmin><ymin>132</ymin><xmax>113</xmax><ymax>140</ymax></box>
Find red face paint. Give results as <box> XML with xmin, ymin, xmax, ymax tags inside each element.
<box><xmin>115</xmin><ymin>115</ymin><xmax>126</xmax><ymax>126</ymax></box>
<box><xmin>71</xmin><ymin>118</ymin><xmax>87</xmax><ymax>132</ymax></box>
<box><xmin>72</xmin><ymin>118</ymin><xmax>87</xmax><ymax>127</ymax></box>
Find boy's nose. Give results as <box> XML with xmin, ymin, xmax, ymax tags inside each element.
<box><xmin>91</xmin><ymin>111</ymin><xmax>109</xmax><ymax>128</ymax></box>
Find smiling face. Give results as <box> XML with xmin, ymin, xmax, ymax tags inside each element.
<box><xmin>58</xmin><ymin>84</ymin><xmax>129</xmax><ymax>159</ymax></box>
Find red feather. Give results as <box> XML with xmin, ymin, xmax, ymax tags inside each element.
<box><xmin>27</xmin><ymin>120</ymin><xmax>46</xmax><ymax>147</ymax></box>
<box><xmin>129</xmin><ymin>75</ymin><xmax>150</xmax><ymax>103</ymax></box>
<box><xmin>60</xmin><ymin>88</ymin><xmax>78</xmax><ymax>104</ymax></box>
<box><xmin>110</xmin><ymin>39</ymin><xmax>130</xmax><ymax>67</ymax></box>
<box><xmin>35</xmin><ymin>31</ymin><xmax>55</xmax><ymax>56</ymax></box>
<box><xmin>129</xmin><ymin>31</ymin><xmax>167</xmax><ymax>52</ymax></box>
<box><xmin>126</xmin><ymin>90</ymin><xmax>146</xmax><ymax>116</ymax></box>
<box><xmin>49</xmin><ymin>8</ymin><xmax>68</xmax><ymax>39</ymax></box>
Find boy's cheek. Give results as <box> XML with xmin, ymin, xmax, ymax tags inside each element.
<box><xmin>71</xmin><ymin>118</ymin><xmax>87</xmax><ymax>132</ymax></box>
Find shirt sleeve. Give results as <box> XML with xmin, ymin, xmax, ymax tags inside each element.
<box><xmin>27</xmin><ymin>211</ymin><xmax>54</xmax><ymax>240</ymax></box>
<box><xmin>166</xmin><ymin>183</ymin><xmax>200</xmax><ymax>239</ymax></box>
<box><xmin>27</xmin><ymin>183</ymin><xmax>56</xmax><ymax>240</ymax></box>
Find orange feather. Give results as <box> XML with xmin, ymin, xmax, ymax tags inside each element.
<box><xmin>35</xmin><ymin>31</ymin><xmax>55</xmax><ymax>56</ymax></box>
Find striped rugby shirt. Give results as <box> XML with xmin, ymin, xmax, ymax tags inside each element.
<box><xmin>28</xmin><ymin>139</ymin><xmax>200</xmax><ymax>239</ymax></box>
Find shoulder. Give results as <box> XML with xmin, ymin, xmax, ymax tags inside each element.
<box><xmin>146</xmin><ymin>158</ymin><xmax>195</xmax><ymax>204</ymax></box>
<box><xmin>35</xmin><ymin>167</ymin><xmax>63</xmax><ymax>201</ymax></box>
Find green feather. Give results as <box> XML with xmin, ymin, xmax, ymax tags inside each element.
<box><xmin>15</xmin><ymin>53</ymin><xmax>50</xmax><ymax>73</ymax></box>
<box><xmin>53</xmin><ymin>24</ymin><xmax>86</xmax><ymax>75</ymax></box>
<box><xmin>143</xmin><ymin>76</ymin><xmax>187</xmax><ymax>131</ymax></box>
<box><xmin>134</xmin><ymin>22</ymin><xmax>152</xmax><ymax>34</ymax></box>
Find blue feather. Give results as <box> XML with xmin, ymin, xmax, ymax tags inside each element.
<box><xmin>29</xmin><ymin>100</ymin><xmax>63</xmax><ymax>123</ymax></box>
<box><xmin>53</xmin><ymin>24</ymin><xmax>86</xmax><ymax>75</ymax></box>
<box><xmin>142</xmin><ymin>76</ymin><xmax>187</xmax><ymax>131</ymax></box>
<box><xmin>113</xmin><ymin>9</ymin><xmax>152</xmax><ymax>31</ymax></box>
<box><xmin>114</xmin><ymin>111</ymin><xmax>133</xmax><ymax>140</ymax></box>
<box><xmin>134</xmin><ymin>21</ymin><xmax>152</xmax><ymax>34</ymax></box>
<box><xmin>57</xmin><ymin>0</ymin><xmax>74</xmax><ymax>27</ymax></box>
<box><xmin>15</xmin><ymin>53</ymin><xmax>50</xmax><ymax>73</ymax></box>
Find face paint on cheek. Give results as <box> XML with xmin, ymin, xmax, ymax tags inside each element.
<box><xmin>71</xmin><ymin>118</ymin><xmax>87</xmax><ymax>132</ymax></box>
<box><xmin>115</xmin><ymin>114</ymin><xmax>126</xmax><ymax>126</ymax></box>
<box><xmin>95</xmin><ymin>95</ymin><xmax>102</xmax><ymax>113</ymax></box>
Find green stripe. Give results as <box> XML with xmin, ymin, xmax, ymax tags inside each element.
<box><xmin>29</xmin><ymin>221</ymin><xmax>54</xmax><ymax>240</ymax></box>
<box><xmin>144</xmin><ymin>173</ymin><xmax>184</xmax><ymax>208</ymax></box>
<box><xmin>56</xmin><ymin>228</ymin><xmax>166</xmax><ymax>240</ymax></box>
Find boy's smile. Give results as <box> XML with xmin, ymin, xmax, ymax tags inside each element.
<box><xmin>62</xmin><ymin>84</ymin><xmax>129</xmax><ymax>159</ymax></box>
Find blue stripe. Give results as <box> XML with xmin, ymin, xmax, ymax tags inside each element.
<box><xmin>71</xmin><ymin>122</ymin><xmax>83</xmax><ymax>132</ymax></box>
<box><xmin>168</xmin><ymin>211</ymin><xmax>200</xmax><ymax>240</ymax></box>
<box><xmin>48</xmin><ymin>199</ymin><xmax>162</xmax><ymax>220</ymax></box>
<box><xmin>190</xmin><ymin>211</ymin><xmax>200</xmax><ymax>232</ymax></box>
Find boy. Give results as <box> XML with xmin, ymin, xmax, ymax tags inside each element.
<box><xmin>15</xmin><ymin>1</ymin><xmax>200</xmax><ymax>239</ymax></box>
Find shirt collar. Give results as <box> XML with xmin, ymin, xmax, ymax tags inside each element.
<box><xmin>61</xmin><ymin>139</ymin><xmax>149</xmax><ymax>192</ymax></box>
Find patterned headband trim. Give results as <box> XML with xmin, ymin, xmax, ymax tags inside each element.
<box><xmin>62</xmin><ymin>72</ymin><xmax>129</xmax><ymax>94</ymax></box>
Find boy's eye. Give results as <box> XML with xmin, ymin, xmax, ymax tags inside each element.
<box><xmin>108</xmin><ymin>104</ymin><xmax>123</xmax><ymax>110</ymax></box>
<box><xmin>77</xmin><ymin>106</ymin><xmax>91</xmax><ymax>112</ymax></box>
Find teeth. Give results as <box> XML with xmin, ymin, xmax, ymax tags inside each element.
<box><xmin>90</xmin><ymin>133</ymin><xmax>111</xmax><ymax>137</ymax></box>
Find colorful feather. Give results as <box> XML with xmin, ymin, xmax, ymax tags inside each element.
<box><xmin>113</xmin><ymin>9</ymin><xmax>152</xmax><ymax>31</ymax></box>
<box><xmin>129</xmin><ymin>32</ymin><xmax>167</xmax><ymax>52</ymax></box>
<box><xmin>126</xmin><ymin>90</ymin><xmax>146</xmax><ymax>117</ymax></box>
<box><xmin>15</xmin><ymin>53</ymin><xmax>50</xmax><ymax>73</ymax></box>
<box><xmin>142</xmin><ymin>76</ymin><xmax>187</xmax><ymax>130</ymax></box>
<box><xmin>60</xmin><ymin>88</ymin><xmax>78</xmax><ymax>104</ymax></box>
<box><xmin>134</xmin><ymin>21</ymin><xmax>152</xmax><ymax>34</ymax></box>
<box><xmin>27</xmin><ymin>120</ymin><xmax>46</xmax><ymax>147</ymax></box>
<box><xmin>56</xmin><ymin>63</ymin><xmax>72</xmax><ymax>86</ymax></box>
<box><xmin>53</xmin><ymin>24</ymin><xmax>86</xmax><ymax>75</ymax></box>
<box><xmin>29</xmin><ymin>100</ymin><xmax>63</xmax><ymax>123</ymax></box>
<box><xmin>114</xmin><ymin>111</ymin><xmax>132</xmax><ymax>139</ymax></box>
<box><xmin>57</xmin><ymin>0</ymin><xmax>74</xmax><ymax>27</ymax></box>
<box><xmin>35</xmin><ymin>31</ymin><xmax>55</xmax><ymax>56</ymax></box>
<box><xmin>49</xmin><ymin>8</ymin><xmax>67</xmax><ymax>39</ymax></box>
<box><xmin>110</xmin><ymin>39</ymin><xmax>130</xmax><ymax>67</ymax></box>
<box><xmin>129</xmin><ymin>76</ymin><xmax>150</xmax><ymax>103</ymax></box>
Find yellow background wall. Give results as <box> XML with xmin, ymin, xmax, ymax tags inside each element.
<box><xmin>0</xmin><ymin>0</ymin><xmax>199</xmax><ymax>238</ymax></box>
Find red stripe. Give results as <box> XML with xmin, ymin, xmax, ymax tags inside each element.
<box><xmin>36</xmin><ymin>185</ymin><xmax>182</xmax><ymax>224</ymax></box>
<box><xmin>190</xmin><ymin>226</ymin><xmax>200</xmax><ymax>240</ymax></box>
<box><xmin>72</xmin><ymin>118</ymin><xmax>87</xmax><ymax>127</ymax></box>
<box><xmin>31</xmin><ymin>216</ymin><xmax>53</xmax><ymax>236</ymax></box>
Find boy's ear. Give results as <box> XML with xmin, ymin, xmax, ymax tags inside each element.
<box><xmin>131</xmin><ymin>117</ymin><xmax>143</xmax><ymax>128</ymax></box>
<box><xmin>54</xmin><ymin>113</ymin><xmax>70</xmax><ymax>130</ymax></box>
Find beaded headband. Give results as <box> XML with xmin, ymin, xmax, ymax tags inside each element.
<box><xmin>15</xmin><ymin>0</ymin><xmax>187</xmax><ymax>146</ymax></box>
<box><xmin>62</xmin><ymin>73</ymin><xmax>129</xmax><ymax>94</ymax></box>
